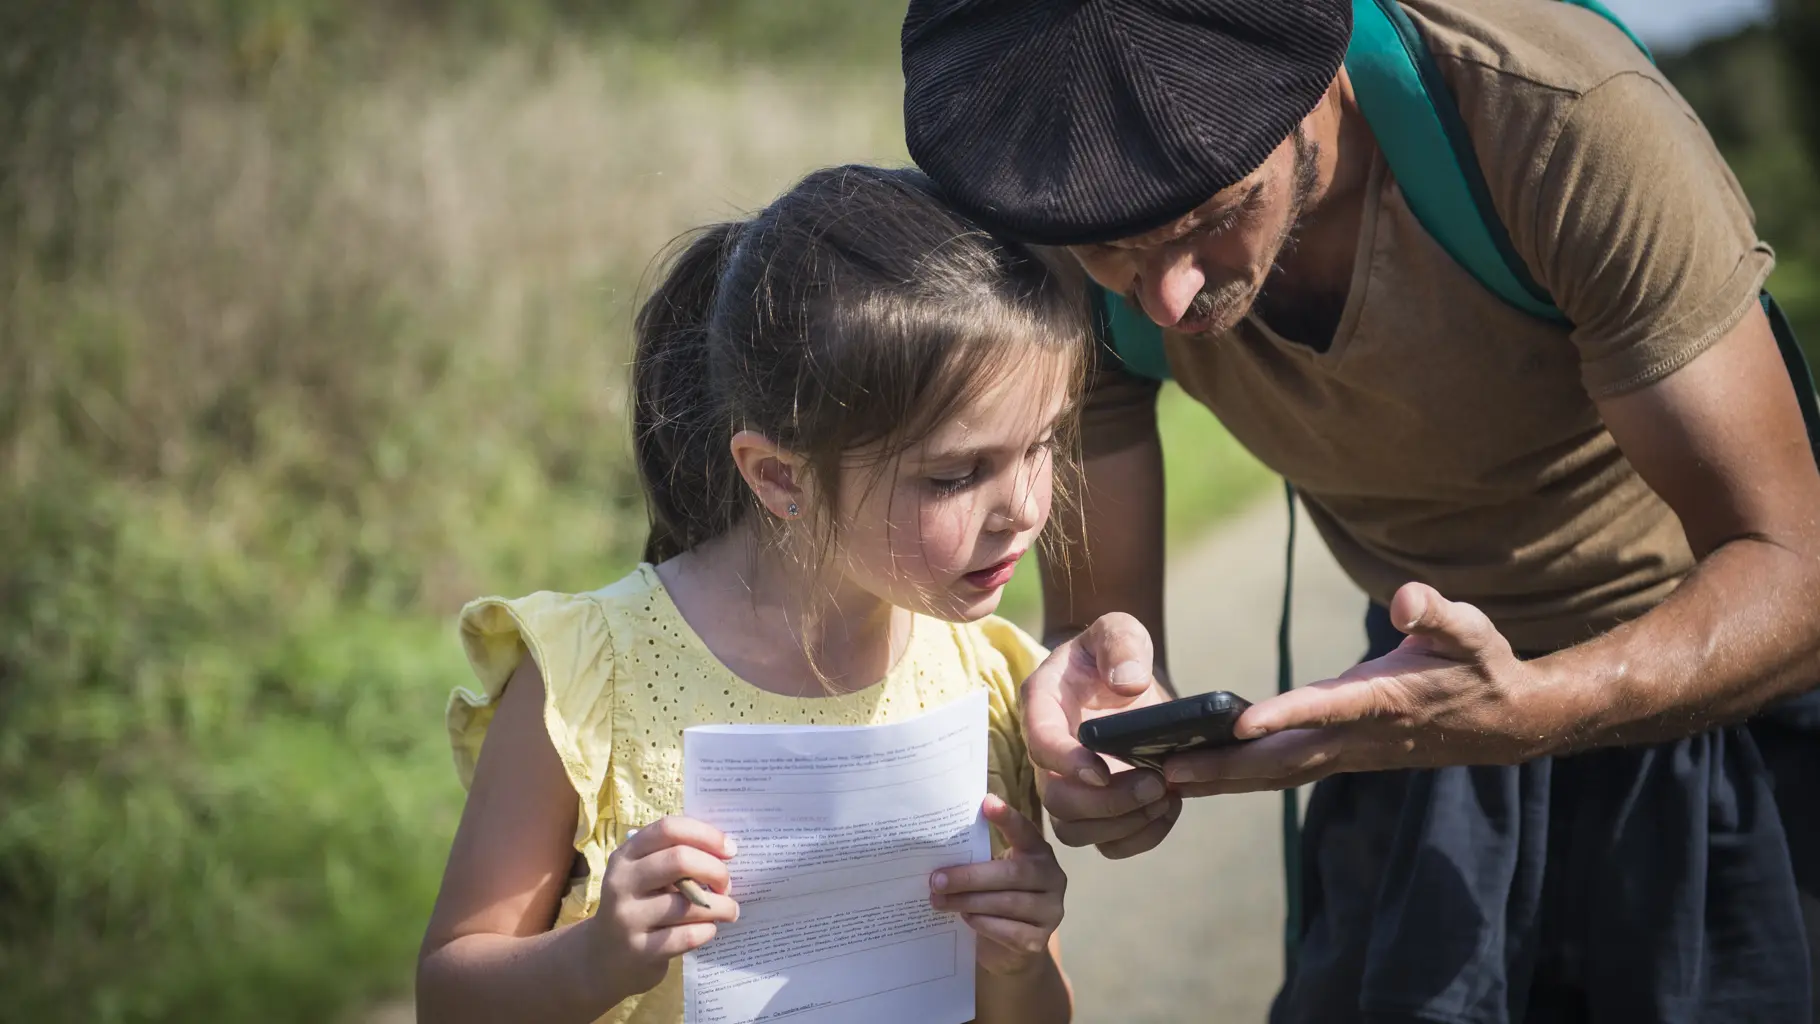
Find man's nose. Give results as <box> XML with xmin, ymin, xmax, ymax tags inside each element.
<box><xmin>1136</xmin><ymin>248</ymin><xmax>1205</xmax><ymax>328</ymax></box>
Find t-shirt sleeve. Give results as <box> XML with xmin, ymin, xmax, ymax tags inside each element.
<box><xmin>973</xmin><ymin>617</ymin><xmax>1048</xmax><ymax>850</ymax></box>
<box><xmin>449</xmin><ymin>591</ymin><xmax>618</xmax><ymax>902</ymax></box>
<box><xmin>1516</xmin><ymin>72</ymin><xmax>1774</xmax><ymax>397</ymax></box>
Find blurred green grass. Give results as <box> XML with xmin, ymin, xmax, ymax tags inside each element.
<box><xmin>0</xmin><ymin>12</ymin><xmax>1269</xmax><ymax>1022</ymax></box>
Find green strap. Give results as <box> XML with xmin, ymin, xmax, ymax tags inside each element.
<box><xmin>1277</xmin><ymin>482</ymin><xmax>1302</xmax><ymax>974</ymax></box>
<box><xmin>1764</xmin><ymin>292</ymin><xmax>1820</xmax><ymax>465</ymax></box>
<box><xmin>1346</xmin><ymin>0</ymin><xmax>1564</xmax><ymax>321</ymax></box>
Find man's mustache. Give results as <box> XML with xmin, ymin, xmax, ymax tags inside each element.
<box><xmin>1125</xmin><ymin>281</ymin><xmax>1250</xmax><ymax>328</ymax></box>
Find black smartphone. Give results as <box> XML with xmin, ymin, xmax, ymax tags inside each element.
<box><xmin>1076</xmin><ymin>690</ymin><xmax>1253</xmax><ymax>771</ymax></box>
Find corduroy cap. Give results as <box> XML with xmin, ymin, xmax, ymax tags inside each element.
<box><xmin>902</xmin><ymin>0</ymin><xmax>1353</xmax><ymax>246</ymax></box>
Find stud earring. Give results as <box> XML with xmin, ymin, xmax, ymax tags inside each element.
<box><xmin>786</xmin><ymin>502</ymin><xmax>800</xmax><ymax>518</ymax></box>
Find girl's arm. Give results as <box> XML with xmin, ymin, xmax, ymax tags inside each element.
<box><xmin>975</xmin><ymin>933</ymin><xmax>1072</xmax><ymax>1024</ymax></box>
<box><xmin>417</xmin><ymin>655</ymin><xmax>737</xmax><ymax>1023</ymax></box>
<box><xmin>933</xmin><ymin>796</ymin><xmax>1074</xmax><ymax>1024</ymax></box>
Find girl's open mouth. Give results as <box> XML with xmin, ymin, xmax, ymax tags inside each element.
<box><xmin>964</xmin><ymin>555</ymin><xmax>1020</xmax><ymax>590</ymax></box>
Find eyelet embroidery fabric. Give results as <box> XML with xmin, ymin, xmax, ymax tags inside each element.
<box><xmin>448</xmin><ymin>563</ymin><xmax>1044</xmax><ymax>1024</ymax></box>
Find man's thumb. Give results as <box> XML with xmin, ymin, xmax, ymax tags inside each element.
<box><xmin>1390</xmin><ymin>582</ymin><xmax>1505</xmax><ymax>661</ymax></box>
<box><xmin>1078</xmin><ymin>612</ymin><xmax>1156</xmax><ymax>697</ymax></box>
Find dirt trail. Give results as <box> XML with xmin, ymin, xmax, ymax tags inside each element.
<box><xmin>1053</xmin><ymin>494</ymin><xmax>1364</xmax><ymax>1023</ymax></box>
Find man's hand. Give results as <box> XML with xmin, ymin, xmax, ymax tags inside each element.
<box><xmin>1021</xmin><ymin>612</ymin><xmax>1182</xmax><ymax>858</ymax></box>
<box><xmin>1162</xmin><ymin>582</ymin><xmax>1583</xmax><ymax>794</ymax></box>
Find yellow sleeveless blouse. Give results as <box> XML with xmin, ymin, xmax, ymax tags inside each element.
<box><xmin>446</xmin><ymin>564</ymin><xmax>1045</xmax><ymax>1024</ymax></box>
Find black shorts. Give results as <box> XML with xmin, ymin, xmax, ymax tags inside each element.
<box><xmin>1271</xmin><ymin>604</ymin><xmax>1820</xmax><ymax>1024</ymax></box>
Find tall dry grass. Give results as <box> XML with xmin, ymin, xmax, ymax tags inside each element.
<box><xmin>0</xmin><ymin>41</ymin><xmax>909</xmax><ymax>1021</ymax></box>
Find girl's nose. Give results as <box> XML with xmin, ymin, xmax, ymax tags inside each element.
<box><xmin>993</xmin><ymin>481</ymin><xmax>1042</xmax><ymax>535</ymax></box>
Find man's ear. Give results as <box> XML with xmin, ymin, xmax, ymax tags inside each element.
<box><xmin>730</xmin><ymin>430</ymin><xmax>810</xmax><ymax>521</ymax></box>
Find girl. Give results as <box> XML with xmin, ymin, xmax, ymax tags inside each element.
<box><xmin>417</xmin><ymin>165</ymin><xmax>1089</xmax><ymax>1024</ymax></box>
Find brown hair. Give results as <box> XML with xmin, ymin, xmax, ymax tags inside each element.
<box><xmin>632</xmin><ymin>165</ymin><xmax>1089</xmax><ymax>565</ymax></box>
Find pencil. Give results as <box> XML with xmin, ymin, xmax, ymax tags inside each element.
<box><xmin>675</xmin><ymin>878</ymin><xmax>712</xmax><ymax>908</ymax></box>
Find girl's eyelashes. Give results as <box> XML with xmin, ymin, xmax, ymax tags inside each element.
<box><xmin>925</xmin><ymin>437</ymin><xmax>1054</xmax><ymax>496</ymax></box>
<box><xmin>927</xmin><ymin>465</ymin><xmax>981</xmax><ymax>496</ymax></box>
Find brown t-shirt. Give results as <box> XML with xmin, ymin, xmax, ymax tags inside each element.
<box><xmin>1082</xmin><ymin>0</ymin><xmax>1775</xmax><ymax>653</ymax></box>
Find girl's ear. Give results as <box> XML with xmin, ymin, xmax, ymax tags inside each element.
<box><xmin>729</xmin><ymin>430</ymin><xmax>810</xmax><ymax>521</ymax></box>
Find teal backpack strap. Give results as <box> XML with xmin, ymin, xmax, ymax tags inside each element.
<box><xmin>1345</xmin><ymin>0</ymin><xmax>1563</xmax><ymax>322</ymax></box>
<box><xmin>1091</xmin><ymin>285</ymin><xmax>1174</xmax><ymax>382</ymax></box>
<box><xmin>1345</xmin><ymin>0</ymin><xmax>1820</xmax><ymax>462</ymax></box>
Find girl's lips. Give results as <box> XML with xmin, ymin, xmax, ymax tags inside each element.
<box><xmin>964</xmin><ymin>555</ymin><xmax>1021</xmax><ymax>591</ymax></box>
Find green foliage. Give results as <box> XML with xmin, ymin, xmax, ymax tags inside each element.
<box><xmin>1661</xmin><ymin>22</ymin><xmax>1820</xmax><ymax>351</ymax></box>
<box><xmin>1773</xmin><ymin>0</ymin><xmax>1820</xmax><ymax>169</ymax></box>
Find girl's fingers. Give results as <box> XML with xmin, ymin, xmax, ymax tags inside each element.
<box><xmin>931</xmin><ymin>853</ymin><xmax>1062</xmax><ymax>895</ymax></box>
<box><xmin>931</xmin><ymin>889</ymin><xmax>1058</xmax><ymax>925</ymax></box>
<box><xmin>624</xmin><ymin>890</ymin><xmax>742</xmax><ymax>932</ymax></box>
<box><xmin>622</xmin><ymin>816</ymin><xmax>736</xmax><ymax>860</ymax></box>
<box><xmin>982</xmin><ymin>794</ymin><xmax>1048</xmax><ymax>853</ymax></box>
<box><xmin>625</xmin><ymin>845</ymin><xmax>733</xmax><ymax>897</ymax></box>
<box><xmin>639</xmin><ymin>921</ymin><xmax>723</xmax><ymax>960</ymax></box>
<box><xmin>961</xmin><ymin>913</ymin><xmax>1052</xmax><ymax>956</ymax></box>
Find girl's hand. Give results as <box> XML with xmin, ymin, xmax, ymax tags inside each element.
<box><xmin>928</xmin><ymin>794</ymin><xmax>1066</xmax><ymax>976</ymax></box>
<box><xmin>584</xmin><ymin>816</ymin><xmax>740</xmax><ymax>1001</ymax></box>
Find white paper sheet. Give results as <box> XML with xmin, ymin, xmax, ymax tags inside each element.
<box><xmin>681</xmin><ymin>689</ymin><xmax>989</xmax><ymax>1024</ymax></box>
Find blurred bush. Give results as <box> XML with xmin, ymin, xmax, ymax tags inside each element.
<box><xmin>1660</xmin><ymin>21</ymin><xmax>1820</xmax><ymax>347</ymax></box>
<box><xmin>1</xmin><ymin>6</ymin><xmax>906</xmax><ymax>1020</ymax></box>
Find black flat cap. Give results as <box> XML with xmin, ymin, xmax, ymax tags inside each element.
<box><xmin>902</xmin><ymin>0</ymin><xmax>1352</xmax><ymax>246</ymax></box>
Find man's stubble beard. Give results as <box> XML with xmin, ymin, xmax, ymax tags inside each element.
<box><xmin>1182</xmin><ymin>129</ymin><xmax>1320</xmax><ymax>337</ymax></box>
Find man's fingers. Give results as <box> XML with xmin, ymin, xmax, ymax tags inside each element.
<box><xmin>1093</xmin><ymin>797</ymin><xmax>1180</xmax><ymax>860</ymax></box>
<box><xmin>1022</xmin><ymin>652</ymin><xmax>1113</xmax><ymax>786</ymax></box>
<box><xmin>1176</xmin><ymin>767</ymin><xmax>1334</xmax><ymax>797</ymax></box>
<box><xmin>1389</xmin><ymin>582</ymin><xmax>1508</xmax><ymax>662</ymax></box>
<box><xmin>981</xmin><ymin>793</ymin><xmax>1048</xmax><ymax>853</ymax></box>
<box><xmin>1022</xmin><ymin>613</ymin><xmax>1164</xmax><ymax>785</ymax></box>
<box><xmin>1230</xmin><ymin>678</ymin><xmax>1384</xmax><ymax>739</ymax></box>
<box><xmin>1163</xmin><ymin>729</ymin><xmax>1346</xmax><ymax>786</ymax></box>
<box><xmin>1041</xmin><ymin>766</ymin><xmax>1166</xmax><ymax>824</ymax></box>
<box><xmin>1049</xmin><ymin>793</ymin><xmax>1173</xmax><ymax>849</ymax></box>
<box><xmin>1072</xmin><ymin>612</ymin><xmax>1158</xmax><ymax>697</ymax></box>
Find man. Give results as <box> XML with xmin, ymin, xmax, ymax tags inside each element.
<box><xmin>902</xmin><ymin>0</ymin><xmax>1820</xmax><ymax>1021</ymax></box>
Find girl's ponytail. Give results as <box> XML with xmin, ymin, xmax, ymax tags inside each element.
<box><xmin>632</xmin><ymin>221</ymin><xmax>747</xmax><ymax>564</ymax></box>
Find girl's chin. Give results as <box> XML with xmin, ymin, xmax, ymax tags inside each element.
<box><xmin>943</xmin><ymin>582</ymin><xmax>1007</xmax><ymax>622</ymax></box>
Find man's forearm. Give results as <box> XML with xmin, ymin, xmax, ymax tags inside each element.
<box><xmin>1538</xmin><ymin>535</ymin><xmax>1820</xmax><ymax>752</ymax></box>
